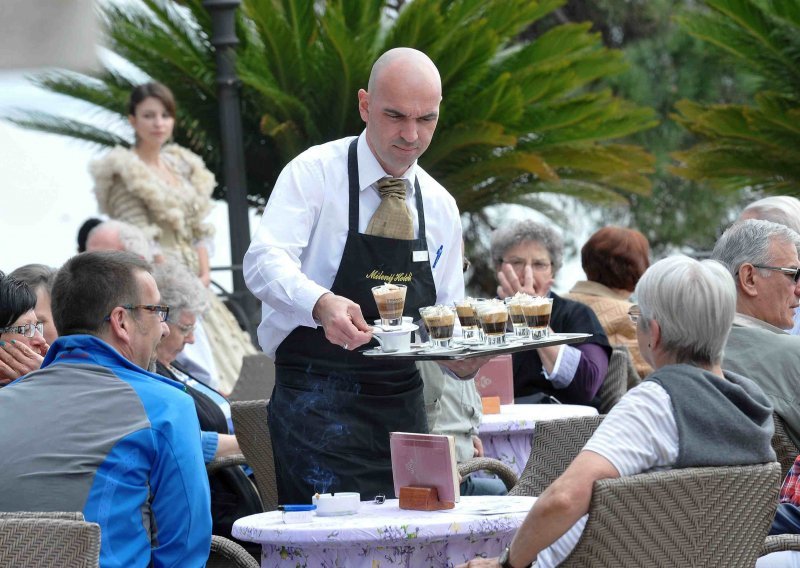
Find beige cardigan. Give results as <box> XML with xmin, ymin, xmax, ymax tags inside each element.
<box><xmin>565</xmin><ymin>280</ymin><xmax>652</xmax><ymax>379</ymax></box>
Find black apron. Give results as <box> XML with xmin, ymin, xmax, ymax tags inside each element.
<box><xmin>270</xmin><ymin>138</ymin><xmax>437</xmax><ymax>504</ymax></box>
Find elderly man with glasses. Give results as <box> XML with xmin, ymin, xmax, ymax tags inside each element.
<box><xmin>710</xmin><ymin>219</ymin><xmax>800</xmax><ymax>450</ymax></box>
<box><xmin>0</xmin><ymin>251</ymin><xmax>211</xmax><ymax>567</ymax></box>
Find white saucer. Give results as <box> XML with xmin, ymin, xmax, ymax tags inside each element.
<box><xmin>362</xmin><ymin>344</ymin><xmax>427</xmax><ymax>356</ymax></box>
<box><xmin>468</xmin><ymin>343</ymin><xmax>510</xmax><ymax>351</ymax></box>
<box><xmin>372</xmin><ymin>322</ymin><xmax>419</xmax><ymax>334</ymax></box>
<box><xmin>452</xmin><ymin>337</ymin><xmax>484</xmax><ymax>346</ymax></box>
<box><xmin>423</xmin><ymin>345</ymin><xmax>466</xmax><ymax>354</ymax></box>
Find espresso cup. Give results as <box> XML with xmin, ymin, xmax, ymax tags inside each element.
<box><xmin>371</xmin><ymin>283</ymin><xmax>407</xmax><ymax>328</ymax></box>
<box><xmin>372</xmin><ymin>324</ymin><xmax>417</xmax><ymax>353</ymax></box>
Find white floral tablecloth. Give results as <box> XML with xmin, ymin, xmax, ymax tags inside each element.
<box><xmin>479</xmin><ymin>404</ymin><xmax>599</xmax><ymax>475</ymax></box>
<box><xmin>232</xmin><ymin>495</ymin><xmax>536</xmax><ymax>568</ymax></box>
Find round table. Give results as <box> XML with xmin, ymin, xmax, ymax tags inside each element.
<box><xmin>479</xmin><ymin>404</ymin><xmax>599</xmax><ymax>475</ymax></box>
<box><xmin>232</xmin><ymin>495</ymin><xmax>536</xmax><ymax>567</ymax></box>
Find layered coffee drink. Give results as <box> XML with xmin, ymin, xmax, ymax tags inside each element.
<box><xmin>455</xmin><ymin>300</ymin><xmax>479</xmax><ymax>329</ymax></box>
<box><xmin>419</xmin><ymin>305</ymin><xmax>456</xmax><ymax>348</ymax></box>
<box><xmin>476</xmin><ymin>299</ymin><xmax>508</xmax><ymax>346</ymax></box>
<box><xmin>454</xmin><ymin>298</ymin><xmax>480</xmax><ymax>342</ymax></box>
<box><xmin>505</xmin><ymin>293</ymin><xmax>529</xmax><ymax>338</ymax></box>
<box><xmin>522</xmin><ymin>296</ymin><xmax>553</xmax><ymax>340</ymax></box>
<box><xmin>371</xmin><ymin>283</ymin><xmax>407</xmax><ymax>327</ymax></box>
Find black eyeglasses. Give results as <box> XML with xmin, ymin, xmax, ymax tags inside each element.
<box><xmin>752</xmin><ymin>264</ymin><xmax>800</xmax><ymax>284</ymax></box>
<box><xmin>105</xmin><ymin>304</ymin><xmax>170</xmax><ymax>323</ymax></box>
<box><xmin>628</xmin><ymin>305</ymin><xmax>641</xmax><ymax>324</ymax></box>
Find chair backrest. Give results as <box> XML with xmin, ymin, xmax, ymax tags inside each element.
<box><xmin>229</xmin><ymin>353</ymin><xmax>276</xmax><ymax>402</ymax></box>
<box><xmin>473</xmin><ymin>354</ymin><xmax>514</xmax><ymax>404</ymax></box>
<box><xmin>0</xmin><ymin>517</ymin><xmax>101</xmax><ymax>567</ymax></box>
<box><xmin>597</xmin><ymin>346</ymin><xmax>630</xmax><ymax>414</ymax></box>
<box><xmin>772</xmin><ymin>413</ymin><xmax>799</xmax><ymax>479</ymax></box>
<box><xmin>509</xmin><ymin>415</ymin><xmax>605</xmax><ymax>496</ymax></box>
<box><xmin>624</xmin><ymin>345</ymin><xmax>642</xmax><ymax>390</ymax></box>
<box><xmin>561</xmin><ymin>462</ymin><xmax>781</xmax><ymax>568</ymax></box>
<box><xmin>0</xmin><ymin>511</ymin><xmax>84</xmax><ymax>521</ymax></box>
<box><xmin>231</xmin><ymin>399</ymin><xmax>278</xmax><ymax>511</ymax></box>
<box><xmin>207</xmin><ymin>535</ymin><xmax>260</xmax><ymax>568</ymax></box>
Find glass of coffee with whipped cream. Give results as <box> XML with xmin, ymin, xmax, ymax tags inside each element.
<box><xmin>505</xmin><ymin>293</ymin><xmax>530</xmax><ymax>339</ymax></box>
<box><xmin>419</xmin><ymin>305</ymin><xmax>456</xmax><ymax>349</ymax></box>
<box><xmin>371</xmin><ymin>283</ymin><xmax>407</xmax><ymax>328</ymax></box>
<box><xmin>476</xmin><ymin>299</ymin><xmax>508</xmax><ymax>346</ymax></box>
<box><xmin>454</xmin><ymin>298</ymin><xmax>480</xmax><ymax>343</ymax></box>
<box><xmin>522</xmin><ymin>296</ymin><xmax>553</xmax><ymax>340</ymax></box>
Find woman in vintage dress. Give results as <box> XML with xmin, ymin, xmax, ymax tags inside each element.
<box><xmin>90</xmin><ymin>82</ymin><xmax>254</xmax><ymax>392</ymax></box>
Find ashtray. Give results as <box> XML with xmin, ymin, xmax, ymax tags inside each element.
<box><xmin>312</xmin><ymin>492</ymin><xmax>361</xmax><ymax>516</ymax></box>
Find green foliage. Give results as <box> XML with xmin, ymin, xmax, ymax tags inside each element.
<box><xmin>671</xmin><ymin>0</ymin><xmax>800</xmax><ymax>195</ymax></box>
<box><xmin>576</xmin><ymin>0</ymin><xmax>759</xmax><ymax>254</ymax></box>
<box><xmin>8</xmin><ymin>0</ymin><xmax>656</xmax><ymax>214</ymax></box>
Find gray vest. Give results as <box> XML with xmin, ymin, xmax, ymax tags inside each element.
<box><xmin>646</xmin><ymin>364</ymin><xmax>775</xmax><ymax>467</ymax></box>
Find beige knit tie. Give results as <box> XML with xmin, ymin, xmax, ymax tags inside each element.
<box><xmin>365</xmin><ymin>177</ymin><xmax>414</xmax><ymax>240</ymax></box>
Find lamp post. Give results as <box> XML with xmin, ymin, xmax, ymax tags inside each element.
<box><xmin>203</xmin><ymin>0</ymin><xmax>256</xmax><ymax>322</ymax></box>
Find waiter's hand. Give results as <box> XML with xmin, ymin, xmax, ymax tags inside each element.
<box><xmin>496</xmin><ymin>263</ymin><xmax>554</xmax><ymax>298</ymax></box>
<box><xmin>439</xmin><ymin>356</ymin><xmax>492</xmax><ymax>379</ymax></box>
<box><xmin>313</xmin><ymin>293</ymin><xmax>373</xmax><ymax>350</ymax></box>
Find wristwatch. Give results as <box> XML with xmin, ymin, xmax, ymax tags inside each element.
<box><xmin>499</xmin><ymin>546</ymin><xmax>516</xmax><ymax>568</ymax></box>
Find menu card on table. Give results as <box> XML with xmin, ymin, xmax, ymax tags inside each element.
<box><xmin>474</xmin><ymin>354</ymin><xmax>514</xmax><ymax>404</ymax></box>
<box><xmin>389</xmin><ymin>432</ymin><xmax>460</xmax><ymax>503</ymax></box>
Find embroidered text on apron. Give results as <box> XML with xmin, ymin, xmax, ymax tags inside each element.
<box><xmin>270</xmin><ymin>138</ymin><xmax>437</xmax><ymax>503</ymax></box>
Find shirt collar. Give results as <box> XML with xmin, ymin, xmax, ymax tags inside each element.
<box><xmin>356</xmin><ymin>131</ymin><xmax>417</xmax><ymax>195</ymax></box>
<box><xmin>732</xmin><ymin>312</ymin><xmax>789</xmax><ymax>334</ymax></box>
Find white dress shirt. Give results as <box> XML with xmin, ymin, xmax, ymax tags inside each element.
<box><xmin>244</xmin><ymin>133</ymin><xmax>465</xmax><ymax>358</ymax></box>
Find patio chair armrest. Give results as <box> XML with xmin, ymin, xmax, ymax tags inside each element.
<box><xmin>761</xmin><ymin>534</ymin><xmax>800</xmax><ymax>556</ymax></box>
<box><xmin>206</xmin><ymin>454</ymin><xmax>247</xmax><ymax>474</ymax></box>
<box><xmin>458</xmin><ymin>457</ymin><xmax>518</xmax><ymax>491</ymax></box>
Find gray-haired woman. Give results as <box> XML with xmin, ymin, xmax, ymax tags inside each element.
<box><xmin>490</xmin><ymin>219</ymin><xmax>610</xmax><ymax>405</ymax></box>
<box><xmin>459</xmin><ymin>256</ymin><xmax>775</xmax><ymax>568</ymax></box>
<box><xmin>151</xmin><ymin>260</ymin><xmax>261</xmax><ymax>542</ymax></box>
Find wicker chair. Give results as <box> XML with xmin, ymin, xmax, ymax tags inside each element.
<box><xmin>458</xmin><ymin>457</ymin><xmax>519</xmax><ymax>491</ymax></box>
<box><xmin>560</xmin><ymin>462</ymin><xmax>781</xmax><ymax>567</ymax></box>
<box><xmin>772</xmin><ymin>413</ymin><xmax>799</xmax><ymax>479</ymax></box>
<box><xmin>229</xmin><ymin>354</ymin><xmax>276</xmax><ymax>402</ymax></box>
<box><xmin>597</xmin><ymin>346</ymin><xmax>630</xmax><ymax>414</ymax></box>
<box><xmin>0</xmin><ymin>517</ymin><xmax>101</xmax><ymax>567</ymax></box>
<box><xmin>0</xmin><ymin>511</ymin><xmax>85</xmax><ymax>521</ymax></box>
<box><xmin>208</xmin><ymin>535</ymin><xmax>260</xmax><ymax>568</ymax></box>
<box><xmin>509</xmin><ymin>415</ymin><xmax>605</xmax><ymax>496</ymax></box>
<box><xmin>231</xmin><ymin>399</ymin><xmax>278</xmax><ymax>511</ymax></box>
<box><xmin>761</xmin><ymin>534</ymin><xmax>800</xmax><ymax>556</ymax></box>
<box><xmin>206</xmin><ymin>454</ymin><xmax>248</xmax><ymax>474</ymax></box>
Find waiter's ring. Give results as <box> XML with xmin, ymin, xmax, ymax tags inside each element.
<box><xmin>343</xmin><ymin>343</ymin><xmax>349</xmax><ymax>350</ymax></box>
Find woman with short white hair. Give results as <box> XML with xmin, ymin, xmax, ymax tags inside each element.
<box><xmin>459</xmin><ymin>255</ymin><xmax>775</xmax><ymax>568</ymax></box>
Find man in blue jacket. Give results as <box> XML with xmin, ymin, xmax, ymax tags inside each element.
<box><xmin>0</xmin><ymin>251</ymin><xmax>211</xmax><ymax>567</ymax></box>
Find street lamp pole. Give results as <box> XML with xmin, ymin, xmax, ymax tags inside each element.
<box><xmin>203</xmin><ymin>0</ymin><xmax>253</xmax><ymax>315</ymax></box>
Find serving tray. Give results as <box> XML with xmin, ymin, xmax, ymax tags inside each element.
<box><xmin>360</xmin><ymin>332</ymin><xmax>592</xmax><ymax>361</ymax></box>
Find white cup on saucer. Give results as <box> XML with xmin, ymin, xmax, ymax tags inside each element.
<box><xmin>372</xmin><ymin>323</ymin><xmax>418</xmax><ymax>353</ymax></box>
